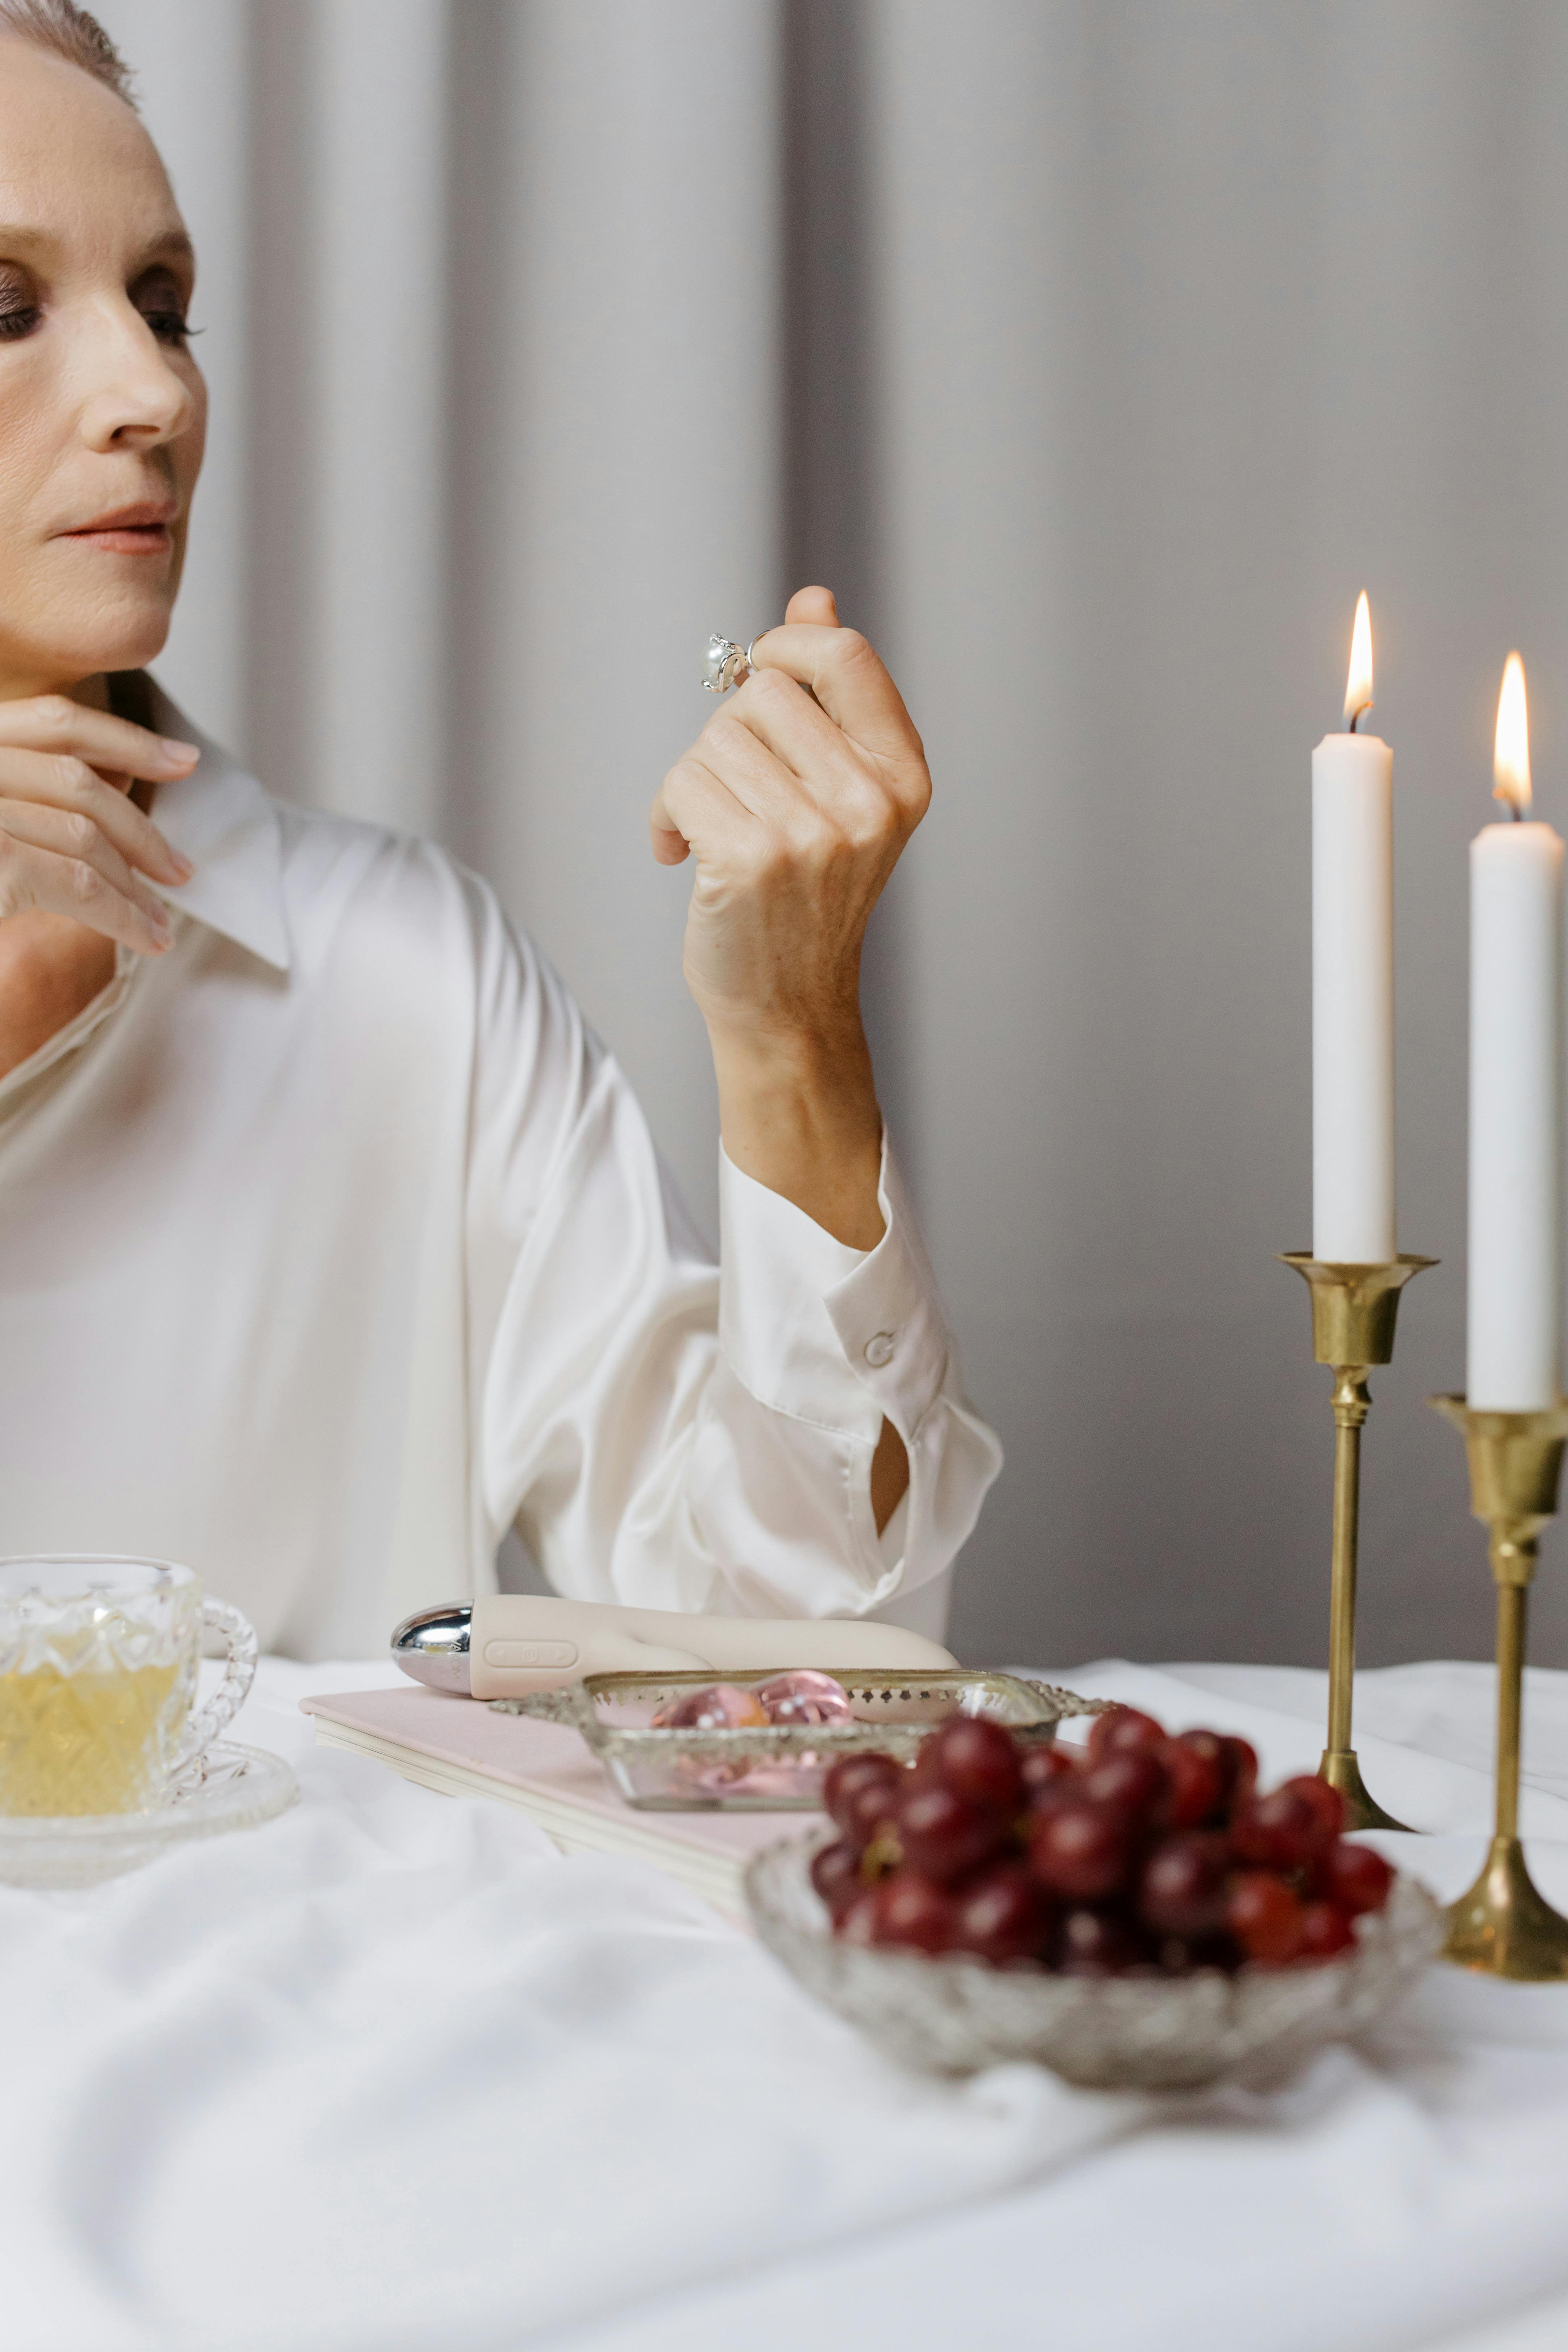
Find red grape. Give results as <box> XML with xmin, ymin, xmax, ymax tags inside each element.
<box><xmin>823</xmin><ymin>1753</ymin><xmax>902</xmax><ymax>1843</ymax></box>
<box><xmin>1159</xmin><ymin>1736</ymin><xmax>1224</xmax><ymax>1828</ymax></box>
<box><xmin>1173</xmin><ymin>1726</ymin><xmax>1226</xmax><ymax>1773</ymax></box>
<box><xmin>896</xmin><ymin>1780</ymin><xmax>1010</xmax><ymax>1882</ymax></box>
<box><xmin>1021</xmin><ymin>1743</ymin><xmax>1078</xmax><ymax>1799</ymax></box>
<box><xmin>1232</xmin><ymin>1786</ymin><xmax>1323</xmax><ymax>1871</ymax></box>
<box><xmin>1220</xmin><ymin>1736</ymin><xmax>1259</xmax><ymax>1812</ymax></box>
<box><xmin>1027</xmin><ymin>1772</ymin><xmax>1089</xmax><ymax>1823</ymax></box>
<box><xmin>832</xmin><ymin>1778</ymin><xmax>893</xmax><ymax>1853</ymax></box>
<box><xmin>1298</xmin><ymin>1899</ymin><xmax>1357</xmax><ymax>1959</ymax></box>
<box><xmin>1281</xmin><ymin>1774</ymin><xmax>1346</xmax><ymax>1842</ymax></box>
<box><xmin>1087</xmin><ymin>1706</ymin><xmax>1165</xmax><ymax>1766</ymax></box>
<box><xmin>1321</xmin><ymin>1841</ymin><xmax>1394</xmax><ymax>1917</ymax></box>
<box><xmin>870</xmin><ymin>1868</ymin><xmax>957</xmax><ymax>1954</ymax></box>
<box><xmin>1226</xmin><ymin>1870</ymin><xmax>1305</xmax><ymax>1964</ymax></box>
<box><xmin>851</xmin><ymin>1778</ymin><xmax>912</xmax><ymax>1853</ymax></box>
<box><xmin>1053</xmin><ymin>1906</ymin><xmax>1152</xmax><ymax>1975</ymax></box>
<box><xmin>1083</xmin><ymin>1749</ymin><xmax>1169</xmax><ymax>1827</ymax></box>
<box><xmin>949</xmin><ymin>1863</ymin><xmax>1053</xmax><ymax>1963</ymax></box>
<box><xmin>810</xmin><ymin>1838</ymin><xmax>865</xmax><ymax>1921</ymax></box>
<box><xmin>1137</xmin><ymin>1832</ymin><xmax>1230</xmax><ymax>1938</ymax></box>
<box><xmin>919</xmin><ymin>1716</ymin><xmax>1025</xmax><ymax>1812</ymax></box>
<box><xmin>1027</xmin><ymin>1798</ymin><xmax>1131</xmax><ymax>1901</ymax></box>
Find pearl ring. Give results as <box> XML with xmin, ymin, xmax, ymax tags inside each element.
<box><xmin>701</xmin><ymin>635</ymin><xmax>762</xmax><ymax>694</ymax></box>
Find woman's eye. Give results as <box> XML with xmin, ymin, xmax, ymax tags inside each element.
<box><xmin>131</xmin><ymin>266</ymin><xmax>195</xmax><ymax>346</ymax></box>
<box><xmin>0</xmin><ymin>273</ymin><xmax>38</xmax><ymax>341</ymax></box>
<box><xmin>137</xmin><ymin>306</ymin><xmax>192</xmax><ymax>346</ymax></box>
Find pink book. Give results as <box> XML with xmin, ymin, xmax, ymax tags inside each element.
<box><xmin>300</xmin><ymin>1685</ymin><xmax>819</xmax><ymax>1920</ymax></box>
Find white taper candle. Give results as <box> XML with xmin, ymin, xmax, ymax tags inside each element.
<box><xmin>1313</xmin><ymin>595</ymin><xmax>1396</xmax><ymax>1263</ymax></box>
<box><xmin>1467</xmin><ymin>654</ymin><xmax>1564</xmax><ymax>1410</ymax></box>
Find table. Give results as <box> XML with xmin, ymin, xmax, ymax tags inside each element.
<box><xmin>8</xmin><ymin>1654</ymin><xmax>1568</xmax><ymax>2352</ymax></box>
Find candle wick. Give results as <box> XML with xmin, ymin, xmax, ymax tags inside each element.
<box><xmin>1510</xmin><ymin>799</ymin><xmax>1523</xmax><ymax>822</ymax></box>
<box><xmin>1348</xmin><ymin>703</ymin><xmax>1371</xmax><ymax>734</ymax></box>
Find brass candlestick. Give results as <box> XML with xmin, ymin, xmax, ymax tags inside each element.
<box><xmin>1281</xmin><ymin>1254</ymin><xmax>1436</xmax><ymax>1832</ymax></box>
<box><xmin>1429</xmin><ymin>1397</ymin><xmax>1568</xmax><ymax>1980</ymax></box>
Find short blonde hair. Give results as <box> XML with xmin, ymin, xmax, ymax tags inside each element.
<box><xmin>0</xmin><ymin>1</ymin><xmax>133</xmax><ymax>105</ymax></box>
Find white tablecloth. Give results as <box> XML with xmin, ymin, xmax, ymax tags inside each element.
<box><xmin>8</xmin><ymin>1655</ymin><xmax>1568</xmax><ymax>2352</ymax></box>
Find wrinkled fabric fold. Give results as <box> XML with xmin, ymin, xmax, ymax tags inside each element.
<box><xmin>9</xmin><ymin>1655</ymin><xmax>1568</xmax><ymax>2352</ymax></box>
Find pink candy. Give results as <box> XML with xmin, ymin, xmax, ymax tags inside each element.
<box><xmin>651</xmin><ymin>1683</ymin><xmax>768</xmax><ymax>1732</ymax></box>
<box><xmin>648</xmin><ymin>1671</ymin><xmax>857</xmax><ymax>1799</ymax></box>
<box><xmin>753</xmin><ymin>1670</ymin><xmax>856</xmax><ymax>1727</ymax></box>
<box><xmin>650</xmin><ymin>1670</ymin><xmax>854</xmax><ymax>1735</ymax></box>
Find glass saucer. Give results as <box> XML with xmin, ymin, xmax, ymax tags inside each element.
<box><xmin>0</xmin><ymin>1740</ymin><xmax>299</xmax><ymax>1890</ymax></box>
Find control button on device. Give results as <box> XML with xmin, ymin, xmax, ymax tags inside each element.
<box><xmin>483</xmin><ymin>1640</ymin><xmax>580</xmax><ymax>1669</ymax></box>
<box><xmin>863</xmin><ymin>1331</ymin><xmax>897</xmax><ymax>1369</ymax></box>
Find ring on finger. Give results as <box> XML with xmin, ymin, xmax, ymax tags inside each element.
<box><xmin>701</xmin><ymin>635</ymin><xmax>764</xmax><ymax>695</ymax></box>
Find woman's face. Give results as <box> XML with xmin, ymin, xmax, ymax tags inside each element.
<box><xmin>0</xmin><ymin>43</ymin><xmax>204</xmax><ymax>697</ymax></box>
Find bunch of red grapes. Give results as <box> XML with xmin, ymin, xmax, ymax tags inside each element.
<box><xmin>813</xmin><ymin>1705</ymin><xmax>1395</xmax><ymax>1973</ymax></box>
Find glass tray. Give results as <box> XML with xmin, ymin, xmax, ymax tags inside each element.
<box><xmin>495</xmin><ymin>1669</ymin><xmax>1102</xmax><ymax>1810</ymax></box>
<box><xmin>0</xmin><ymin>1740</ymin><xmax>299</xmax><ymax>1889</ymax></box>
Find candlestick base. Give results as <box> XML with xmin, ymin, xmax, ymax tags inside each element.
<box><xmin>1444</xmin><ymin>1833</ymin><xmax>1568</xmax><ymax>1981</ymax></box>
<box><xmin>1282</xmin><ymin>1253</ymin><xmax>1436</xmax><ymax>1838</ymax></box>
<box><xmin>1318</xmin><ymin>1746</ymin><xmax>1413</xmax><ymax>1836</ymax></box>
<box><xmin>1429</xmin><ymin>1397</ymin><xmax>1568</xmax><ymax>1982</ymax></box>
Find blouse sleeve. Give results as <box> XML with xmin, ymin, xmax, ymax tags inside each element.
<box><xmin>465</xmin><ymin>888</ymin><xmax>1002</xmax><ymax>1621</ymax></box>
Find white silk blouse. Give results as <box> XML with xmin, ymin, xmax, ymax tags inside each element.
<box><xmin>0</xmin><ymin>699</ymin><xmax>1002</xmax><ymax>1658</ymax></box>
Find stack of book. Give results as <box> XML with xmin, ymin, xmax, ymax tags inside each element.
<box><xmin>300</xmin><ymin>1684</ymin><xmax>821</xmax><ymax>1919</ymax></box>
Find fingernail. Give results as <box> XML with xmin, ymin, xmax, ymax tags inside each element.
<box><xmin>150</xmin><ymin>905</ymin><xmax>173</xmax><ymax>941</ymax></box>
<box><xmin>169</xmin><ymin>850</ymin><xmax>195</xmax><ymax>882</ymax></box>
<box><xmin>162</xmin><ymin>738</ymin><xmax>200</xmax><ymax>766</ymax></box>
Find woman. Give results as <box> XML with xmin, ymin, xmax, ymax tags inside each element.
<box><xmin>0</xmin><ymin>4</ymin><xmax>1000</xmax><ymax>1655</ymax></box>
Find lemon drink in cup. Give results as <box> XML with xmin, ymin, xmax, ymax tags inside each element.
<box><xmin>0</xmin><ymin>1558</ymin><xmax>256</xmax><ymax>1817</ymax></box>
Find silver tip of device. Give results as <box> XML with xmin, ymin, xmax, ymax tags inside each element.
<box><xmin>390</xmin><ymin>1601</ymin><xmax>473</xmax><ymax>1694</ymax></box>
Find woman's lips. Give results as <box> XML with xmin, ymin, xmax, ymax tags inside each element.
<box><xmin>59</xmin><ymin>504</ymin><xmax>176</xmax><ymax>556</ymax></box>
<box><xmin>66</xmin><ymin>525</ymin><xmax>171</xmax><ymax>555</ymax></box>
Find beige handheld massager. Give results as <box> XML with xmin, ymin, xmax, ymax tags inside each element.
<box><xmin>391</xmin><ymin>1594</ymin><xmax>956</xmax><ymax>1699</ymax></box>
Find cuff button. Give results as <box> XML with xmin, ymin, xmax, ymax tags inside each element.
<box><xmin>863</xmin><ymin>1330</ymin><xmax>897</xmax><ymax>1369</ymax></box>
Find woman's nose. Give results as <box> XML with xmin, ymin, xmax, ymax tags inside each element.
<box><xmin>76</xmin><ymin>309</ymin><xmax>198</xmax><ymax>453</ymax></box>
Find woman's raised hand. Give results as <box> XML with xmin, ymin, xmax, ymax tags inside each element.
<box><xmin>649</xmin><ymin>586</ymin><xmax>930</xmax><ymax>1050</ymax></box>
<box><xmin>0</xmin><ymin>695</ymin><xmax>197</xmax><ymax>956</ymax></box>
<box><xmin>648</xmin><ymin>586</ymin><xmax>931</xmax><ymax>1259</ymax></box>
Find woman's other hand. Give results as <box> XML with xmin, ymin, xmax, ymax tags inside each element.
<box><xmin>0</xmin><ymin>694</ymin><xmax>197</xmax><ymax>956</ymax></box>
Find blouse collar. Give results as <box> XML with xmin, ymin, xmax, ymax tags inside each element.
<box><xmin>144</xmin><ymin>678</ymin><xmax>292</xmax><ymax>973</ymax></box>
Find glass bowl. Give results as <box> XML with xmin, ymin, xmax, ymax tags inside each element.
<box><xmin>495</xmin><ymin>1670</ymin><xmax>1101</xmax><ymax>1809</ymax></box>
<box><xmin>745</xmin><ymin>1833</ymin><xmax>1444</xmax><ymax>2088</ymax></box>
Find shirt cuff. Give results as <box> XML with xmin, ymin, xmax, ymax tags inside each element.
<box><xmin>718</xmin><ymin>1135</ymin><xmax>951</xmax><ymax>1442</ymax></box>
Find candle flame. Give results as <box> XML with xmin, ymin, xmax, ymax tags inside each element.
<box><xmin>1494</xmin><ymin>652</ymin><xmax>1532</xmax><ymax>815</ymax></box>
<box><xmin>1343</xmin><ymin>592</ymin><xmax>1373</xmax><ymax>727</ymax></box>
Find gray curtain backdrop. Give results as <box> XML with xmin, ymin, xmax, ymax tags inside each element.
<box><xmin>93</xmin><ymin>0</ymin><xmax>1568</xmax><ymax>1670</ymax></box>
